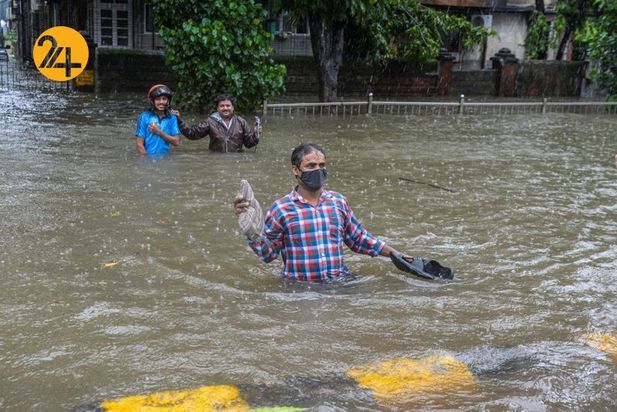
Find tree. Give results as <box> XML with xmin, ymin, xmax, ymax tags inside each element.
<box><xmin>277</xmin><ymin>0</ymin><xmax>369</xmax><ymax>102</ymax></box>
<box><xmin>149</xmin><ymin>0</ymin><xmax>286</xmax><ymax>112</ymax></box>
<box><xmin>554</xmin><ymin>0</ymin><xmax>592</xmax><ymax>60</ymax></box>
<box><xmin>577</xmin><ymin>0</ymin><xmax>617</xmax><ymax>97</ymax></box>
<box><xmin>345</xmin><ymin>1</ymin><xmax>491</xmax><ymax>67</ymax></box>
<box><xmin>525</xmin><ymin>11</ymin><xmax>551</xmax><ymax>60</ymax></box>
<box><xmin>280</xmin><ymin>0</ymin><xmax>490</xmax><ymax>102</ymax></box>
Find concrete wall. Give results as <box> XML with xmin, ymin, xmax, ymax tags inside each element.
<box><xmin>487</xmin><ymin>13</ymin><xmax>528</xmax><ymax>64</ymax></box>
<box><xmin>95</xmin><ymin>49</ymin><xmax>176</xmax><ymax>93</ymax></box>
<box><xmin>277</xmin><ymin>57</ymin><xmax>439</xmax><ymax>99</ymax></box>
<box><xmin>449</xmin><ymin>60</ymin><xmax>586</xmax><ymax>98</ymax></box>
<box><xmin>365</xmin><ymin>63</ymin><xmax>438</xmax><ymax>97</ymax></box>
<box><xmin>449</xmin><ymin>70</ymin><xmax>499</xmax><ymax>97</ymax></box>
<box><xmin>517</xmin><ymin>60</ymin><xmax>586</xmax><ymax>97</ymax></box>
<box><xmin>276</xmin><ymin>56</ymin><xmax>319</xmax><ymax>96</ymax></box>
<box><xmin>341</xmin><ymin>60</ymin><xmax>438</xmax><ymax>98</ymax></box>
<box><xmin>93</xmin><ymin>53</ymin><xmax>585</xmax><ymax>99</ymax></box>
<box><xmin>455</xmin><ymin>12</ymin><xmax>530</xmax><ymax>71</ymax></box>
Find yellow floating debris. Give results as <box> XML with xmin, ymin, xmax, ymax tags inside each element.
<box><xmin>346</xmin><ymin>355</ymin><xmax>475</xmax><ymax>402</ymax></box>
<box><xmin>103</xmin><ymin>261</ymin><xmax>120</xmax><ymax>268</ymax></box>
<box><xmin>584</xmin><ymin>331</ymin><xmax>617</xmax><ymax>359</ymax></box>
<box><xmin>100</xmin><ymin>384</ymin><xmax>250</xmax><ymax>412</ymax></box>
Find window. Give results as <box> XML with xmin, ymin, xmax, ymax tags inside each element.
<box><xmin>144</xmin><ymin>3</ymin><xmax>155</xmax><ymax>34</ymax></box>
<box><xmin>101</xmin><ymin>9</ymin><xmax>113</xmax><ymax>46</ymax></box>
<box><xmin>98</xmin><ymin>0</ymin><xmax>132</xmax><ymax>48</ymax></box>
<box><xmin>279</xmin><ymin>11</ymin><xmax>309</xmax><ymax>34</ymax></box>
<box><xmin>117</xmin><ymin>10</ymin><xmax>129</xmax><ymax>46</ymax></box>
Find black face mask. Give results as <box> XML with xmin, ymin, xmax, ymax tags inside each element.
<box><xmin>298</xmin><ymin>168</ymin><xmax>327</xmax><ymax>191</ymax></box>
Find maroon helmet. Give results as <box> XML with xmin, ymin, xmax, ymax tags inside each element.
<box><xmin>148</xmin><ymin>84</ymin><xmax>173</xmax><ymax>106</ymax></box>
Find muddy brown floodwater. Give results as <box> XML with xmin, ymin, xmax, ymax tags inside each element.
<box><xmin>1</xmin><ymin>89</ymin><xmax>616</xmax><ymax>410</ymax></box>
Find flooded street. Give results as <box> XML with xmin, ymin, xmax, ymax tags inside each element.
<box><xmin>1</xmin><ymin>90</ymin><xmax>616</xmax><ymax>411</ymax></box>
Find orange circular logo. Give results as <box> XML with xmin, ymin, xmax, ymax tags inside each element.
<box><xmin>33</xmin><ymin>26</ymin><xmax>89</xmax><ymax>81</ymax></box>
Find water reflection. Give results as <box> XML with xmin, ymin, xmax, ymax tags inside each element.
<box><xmin>1</xmin><ymin>89</ymin><xmax>616</xmax><ymax>410</ymax></box>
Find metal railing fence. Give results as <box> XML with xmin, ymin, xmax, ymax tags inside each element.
<box><xmin>1</xmin><ymin>60</ymin><xmax>615</xmax><ymax>117</ymax></box>
<box><xmin>0</xmin><ymin>60</ymin><xmax>72</xmax><ymax>93</ymax></box>
<box><xmin>263</xmin><ymin>94</ymin><xmax>617</xmax><ymax>117</ymax></box>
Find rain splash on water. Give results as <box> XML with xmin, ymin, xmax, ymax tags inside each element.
<box><xmin>1</xmin><ymin>89</ymin><xmax>616</xmax><ymax>410</ymax></box>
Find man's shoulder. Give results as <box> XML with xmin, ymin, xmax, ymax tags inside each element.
<box><xmin>269</xmin><ymin>191</ymin><xmax>298</xmax><ymax>211</ymax></box>
<box><xmin>137</xmin><ymin>111</ymin><xmax>153</xmax><ymax>121</ymax></box>
<box><xmin>164</xmin><ymin>112</ymin><xmax>179</xmax><ymax>123</ymax></box>
<box><xmin>209</xmin><ymin>112</ymin><xmax>222</xmax><ymax>121</ymax></box>
<box><xmin>136</xmin><ymin>112</ymin><xmax>153</xmax><ymax>135</ymax></box>
<box><xmin>232</xmin><ymin>114</ymin><xmax>249</xmax><ymax>127</ymax></box>
<box><xmin>272</xmin><ymin>191</ymin><xmax>295</xmax><ymax>206</ymax></box>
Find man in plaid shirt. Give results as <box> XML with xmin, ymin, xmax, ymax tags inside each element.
<box><xmin>234</xmin><ymin>143</ymin><xmax>401</xmax><ymax>281</ymax></box>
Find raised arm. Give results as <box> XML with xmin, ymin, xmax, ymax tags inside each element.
<box><xmin>234</xmin><ymin>195</ymin><xmax>283</xmax><ymax>262</ymax></box>
<box><xmin>239</xmin><ymin>116</ymin><xmax>260</xmax><ymax>148</ymax></box>
<box><xmin>177</xmin><ymin>115</ymin><xmax>210</xmax><ymax>140</ymax></box>
<box><xmin>248</xmin><ymin>210</ymin><xmax>285</xmax><ymax>263</ymax></box>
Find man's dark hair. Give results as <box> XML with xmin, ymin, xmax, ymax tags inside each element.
<box><xmin>214</xmin><ymin>93</ymin><xmax>235</xmax><ymax>106</ymax></box>
<box><xmin>291</xmin><ymin>143</ymin><xmax>326</xmax><ymax>167</ymax></box>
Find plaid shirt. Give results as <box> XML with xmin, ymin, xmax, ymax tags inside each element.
<box><xmin>249</xmin><ymin>188</ymin><xmax>385</xmax><ymax>281</ymax></box>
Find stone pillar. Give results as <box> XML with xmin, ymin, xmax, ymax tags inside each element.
<box><xmin>490</xmin><ymin>48</ymin><xmax>519</xmax><ymax>97</ymax></box>
<box><xmin>437</xmin><ymin>49</ymin><xmax>456</xmax><ymax>97</ymax></box>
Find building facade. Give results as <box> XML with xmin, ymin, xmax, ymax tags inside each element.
<box><xmin>10</xmin><ymin>0</ymin><xmax>162</xmax><ymax>63</ymax></box>
<box><xmin>421</xmin><ymin>0</ymin><xmax>563</xmax><ymax>69</ymax></box>
<box><xmin>8</xmin><ymin>0</ymin><xmax>582</xmax><ymax>96</ymax></box>
<box><xmin>10</xmin><ymin>0</ymin><xmax>568</xmax><ymax>64</ymax></box>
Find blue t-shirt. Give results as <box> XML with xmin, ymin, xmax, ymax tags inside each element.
<box><xmin>135</xmin><ymin>110</ymin><xmax>180</xmax><ymax>155</ymax></box>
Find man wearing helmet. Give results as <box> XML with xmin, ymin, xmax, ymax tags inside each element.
<box><xmin>135</xmin><ymin>84</ymin><xmax>181</xmax><ymax>155</ymax></box>
<box><xmin>174</xmin><ymin>93</ymin><xmax>261</xmax><ymax>153</ymax></box>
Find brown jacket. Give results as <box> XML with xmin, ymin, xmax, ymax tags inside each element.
<box><xmin>178</xmin><ymin>112</ymin><xmax>259</xmax><ymax>152</ymax></box>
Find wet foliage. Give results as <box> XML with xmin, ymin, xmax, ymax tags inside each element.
<box><xmin>277</xmin><ymin>0</ymin><xmax>491</xmax><ymax>101</ymax></box>
<box><xmin>577</xmin><ymin>0</ymin><xmax>617</xmax><ymax>98</ymax></box>
<box><xmin>525</xmin><ymin>11</ymin><xmax>552</xmax><ymax>60</ymax></box>
<box><xmin>149</xmin><ymin>0</ymin><xmax>286</xmax><ymax>112</ymax></box>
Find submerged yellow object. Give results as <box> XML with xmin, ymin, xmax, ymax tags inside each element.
<box><xmin>103</xmin><ymin>260</ymin><xmax>120</xmax><ymax>268</ymax></box>
<box><xmin>584</xmin><ymin>332</ymin><xmax>617</xmax><ymax>359</ymax></box>
<box><xmin>100</xmin><ymin>385</ymin><xmax>250</xmax><ymax>412</ymax></box>
<box><xmin>346</xmin><ymin>355</ymin><xmax>475</xmax><ymax>402</ymax></box>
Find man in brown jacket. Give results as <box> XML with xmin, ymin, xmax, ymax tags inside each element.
<box><xmin>175</xmin><ymin>93</ymin><xmax>261</xmax><ymax>153</ymax></box>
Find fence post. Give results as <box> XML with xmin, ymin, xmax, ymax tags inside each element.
<box><xmin>458</xmin><ymin>94</ymin><xmax>465</xmax><ymax>115</ymax></box>
<box><xmin>542</xmin><ymin>97</ymin><xmax>547</xmax><ymax>114</ymax></box>
<box><xmin>367</xmin><ymin>92</ymin><xmax>373</xmax><ymax>115</ymax></box>
<box><xmin>262</xmin><ymin>100</ymin><xmax>268</xmax><ymax>117</ymax></box>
